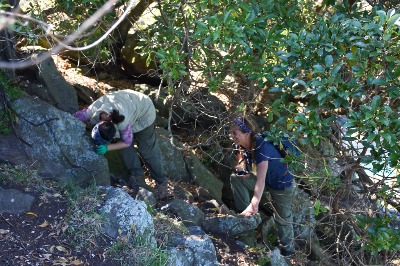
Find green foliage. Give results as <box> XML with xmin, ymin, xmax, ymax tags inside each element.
<box><xmin>0</xmin><ymin>70</ymin><xmax>26</xmax><ymax>135</ymax></box>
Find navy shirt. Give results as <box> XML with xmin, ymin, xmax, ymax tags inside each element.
<box><xmin>255</xmin><ymin>136</ymin><xmax>293</xmax><ymax>190</ymax></box>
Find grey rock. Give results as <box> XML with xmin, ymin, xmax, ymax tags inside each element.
<box><xmin>269</xmin><ymin>247</ymin><xmax>290</xmax><ymax>266</ymax></box>
<box><xmin>197</xmin><ymin>187</ymin><xmax>215</xmax><ymax>203</ymax></box>
<box><xmin>161</xmin><ymin>198</ymin><xmax>204</xmax><ymax>227</ymax></box>
<box><xmin>202</xmin><ymin>214</ymin><xmax>262</xmax><ymax>237</ymax></box>
<box><xmin>0</xmin><ymin>189</ymin><xmax>35</xmax><ymax>214</ymax></box>
<box><xmin>0</xmin><ymin>96</ymin><xmax>110</xmax><ymax>186</ymax></box>
<box><xmin>30</xmin><ymin>56</ymin><xmax>78</xmax><ymax>113</ymax></box>
<box><xmin>201</xmin><ymin>200</ymin><xmax>219</xmax><ymax>209</ymax></box>
<box><xmin>236</xmin><ymin>230</ymin><xmax>257</xmax><ymax>247</ymax></box>
<box><xmin>185</xmin><ymin>153</ymin><xmax>223</xmax><ymax>202</ymax></box>
<box><xmin>166</xmin><ymin>246</ymin><xmax>195</xmax><ymax>266</ymax></box>
<box><xmin>136</xmin><ymin>187</ymin><xmax>157</xmax><ymax>208</ymax></box>
<box><xmin>156</xmin><ymin>128</ymin><xmax>191</xmax><ymax>182</ymax></box>
<box><xmin>173</xmin><ymin>186</ymin><xmax>194</xmax><ymax>203</ymax></box>
<box><xmin>171</xmin><ymin>226</ymin><xmax>218</xmax><ymax>266</ymax></box>
<box><xmin>99</xmin><ymin>187</ymin><xmax>154</xmax><ymax>240</ymax></box>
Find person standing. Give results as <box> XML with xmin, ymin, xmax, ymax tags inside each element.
<box><xmin>230</xmin><ymin>116</ymin><xmax>295</xmax><ymax>256</ymax></box>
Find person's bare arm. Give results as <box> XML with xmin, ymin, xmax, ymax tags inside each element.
<box><xmin>241</xmin><ymin>160</ymin><xmax>268</xmax><ymax>217</ymax></box>
<box><xmin>106</xmin><ymin>141</ymin><xmax>128</xmax><ymax>151</ymax></box>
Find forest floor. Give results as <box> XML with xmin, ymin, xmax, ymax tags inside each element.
<box><xmin>0</xmin><ymin>164</ymin><xmax>271</xmax><ymax>266</ymax></box>
<box><xmin>0</xmin><ymin>58</ymin><xmax>282</xmax><ymax>266</ymax></box>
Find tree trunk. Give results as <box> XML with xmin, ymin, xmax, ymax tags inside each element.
<box><xmin>112</xmin><ymin>0</ymin><xmax>154</xmax><ymax>48</ymax></box>
<box><xmin>0</xmin><ymin>0</ymin><xmax>20</xmax><ymax>81</ymax></box>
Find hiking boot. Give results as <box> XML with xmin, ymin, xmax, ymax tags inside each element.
<box><xmin>129</xmin><ymin>175</ymin><xmax>145</xmax><ymax>197</ymax></box>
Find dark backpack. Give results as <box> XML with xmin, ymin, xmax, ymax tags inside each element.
<box><xmin>261</xmin><ymin>133</ymin><xmax>301</xmax><ymax>161</ymax></box>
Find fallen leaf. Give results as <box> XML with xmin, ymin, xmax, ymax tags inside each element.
<box><xmin>87</xmin><ymin>239</ymin><xmax>97</xmax><ymax>247</ymax></box>
<box><xmin>69</xmin><ymin>259</ymin><xmax>83</xmax><ymax>265</ymax></box>
<box><xmin>41</xmin><ymin>254</ymin><xmax>52</xmax><ymax>260</ymax></box>
<box><xmin>34</xmin><ymin>232</ymin><xmax>43</xmax><ymax>241</ymax></box>
<box><xmin>118</xmin><ymin>228</ymin><xmax>122</xmax><ymax>236</ymax></box>
<box><xmin>26</xmin><ymin>212</ymin><xmax>38</xmax><ymax>217</ymax></box>
<box><xmin>53</xmin><ymin>193</ymin><xmax>62</xmax><ymax>198</ymax></box>
<box><xmin>62</xmin><ymin>223</ymin><xmax>69</xmax><ymax>233</ymax></box>
<box><xmin>0</xmin><ymin>229</ymin><xmax>8</xmax><ymax>234</ymax></box>
<box><xmin>48</xmin><ymin>232</ymin><xmax>56</xmax><ymax>237</ymax></box>
<box><xmin>38</xmin><ymin>221</ymin><xmax>51</xmax><ymax>228</ymax></box>
<box><xmin>56</xmin><ymin>246</ymin><xmax>69</xmax><ymax>254</ymax></box>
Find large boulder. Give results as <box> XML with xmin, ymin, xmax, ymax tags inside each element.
<box><xmin>156</xmin><ymin>128</ymin><xmax>191</xmax><ymax>182</ymax></box>
<box><xmin>27</xmin><ymin>56</ymin><xmax>79</xmax><ymax>113</ymax></box>
<box><xmin>185</xmin><ymin>153</ymin><xmax>223</xmax><ymax>202</ymax></box>
<box><xmin>0</xmin><ymin>96</ymin><xmax>110</xmax><ymax>186</ymax></box>
<box><xmin>202</xmin><ymin>214</ymin><xmax>262</xmax><ymax>237</ymax></box>
<box><xmin>169</xmin><ymin>226</ymin><xmax>218</xmax><ymax>266</ymax></box>
<box><xmin>99</xmin><ymin>187</ymin><xmax>154</xmax><ymax>240</ymax></box>
<box><xmin>161</xmin><ymin>198</ymin><xmax>204</xmax><ymax>227</ymax></box>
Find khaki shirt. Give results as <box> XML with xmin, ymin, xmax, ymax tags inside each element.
<box><xmin>86</xmin><ymin>90</ymin><xmax>156</xmax><ymax>138</ymax></box>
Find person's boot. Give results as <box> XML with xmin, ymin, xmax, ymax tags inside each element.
<box><xmin>129</xmin><ymin>175</ymin><xmax>145</xmax><ymax>198</ymax></box>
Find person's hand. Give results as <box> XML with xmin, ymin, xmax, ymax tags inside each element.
<box><xmin>96</xmin><ymin>145</ymin><xmax>108</xmax><ymax>155</ymax></box>
<box><xmin>240</xmin><ymin>202</ymin><xmax>259</xmax><ymax>217</ymax></box>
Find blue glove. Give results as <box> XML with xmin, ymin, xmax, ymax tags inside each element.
<box><xmin>96</xmin><ymin>145</ymin><xmax>108</xmax><ymax>155</ymax></box>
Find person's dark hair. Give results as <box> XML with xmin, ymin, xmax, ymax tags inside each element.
<box><xmin>98</xmin><ymin>109</ymin><xmax>124</xmax><ymax>141</ymax></box>
<box><xmin>99</xmin><ymin>121</ymin><xmax>116</xmax><ymax>141</ymax></box>
<box><xmin>109</xmin><ymin>109</ymin><xmax>125</xmax><ymax>124</ymax></box>
<box><xmin>236</xmin><ymin>115</ymin><xmax>259</xmax><ymax>167</ymax></box>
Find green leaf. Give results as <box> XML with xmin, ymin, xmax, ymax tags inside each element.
<box><xmin>223</xmin><ymin>10</ymin><xmax>232</xmax><ymax>23</ymax></box>
<box><xmin>371</xmin><ymin>78</ymin><xmax>389</xmax><ymax>86</ymax></box>
<box><xmin>366</xmin><ymin>133</ymin><xmax>376</xmax><ymax>142</ymax></box>
<box><xmin>351</xmin><ymin>45</ymin><xmax>357</xmax><ymax>55</ymax></box>
<box><xmin>146</xmin><ymin>55</ymin><xmax>151</xmax><ymax>67</ymax></box>
<box><xmin>377</xmin><ymin>10</ymin><xmax>386</xmax><ymax>25</ymax></box>
<box><xmin>312</xmin><ymin>137</ymin><xmax>319</xmax><ymax>146</ymax></box>
<box><xmin>388</xmin><ymin>14</ymin><xmax>400</xmax><ymax>26</ymax></box>
<box><xmin>204</xmin><ymin>35</ymin><xmax>212</xmax><ymax>45</ymax></box>
<box><xmin>371</xmin><ymin>95</ymin><xmax>381</xmax><ymax>113</ymax></box>
<box><xmin>325</xmin><ymin>55</ymin><xmax>333</xmax><ymax>67</ymax></box>
<box><xmin>389</xmin><ymin>153</ymin><xmax>400</xmax><ymax>162</ymax></box>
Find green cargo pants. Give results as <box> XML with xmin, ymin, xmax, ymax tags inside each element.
<box><xmin>231</xmin><ymin>173</ymin><xmax>295</xmax><ymax>253</ymax></box>
<box><xmin>116</xmin><ymin>121</ymin><xmax>167</xmax><ymax>183</ymax></box>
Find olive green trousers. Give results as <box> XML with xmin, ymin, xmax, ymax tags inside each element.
<box><xmin>231</xmin><ymin>173</ymin><xmax>295</xmax><ymax>253</ymax></box>
<box><xmin>116</xmin><ymin>121</ymin><xmax>167</xmax><ymax>183</ymax></box>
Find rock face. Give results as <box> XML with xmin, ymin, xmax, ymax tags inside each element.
<box><xmin>0</xmin><ymin>96</ymin><xmax>110</xmax><ymax>186</ymax></box>
<box><xmin>156</xmin><ymin>128</ymin><xmax>191</xmax><ymax>182</ymax></box>
<box><xmin>28</xmin><ymin>56</ymin><xmax>79</xmax><ymax>114</ymax></box>
<box><xmin>0</xmin><ymin>188</ymin><xmax>34</xmax><ymax>214</ymax></box>
<box><xmin>185</xmin><ymin>153</ymin><xmax>223</xmax><ymax>202</ymax></box>
<box><xmin>99</xmin><ymin>187</ymin><xmax>154</xmax><ymax>239</ymax></box>
<box><xmin>169</xmin><ymin>226</ymin><xmax>218</xmax><ymax>266</ymax></box>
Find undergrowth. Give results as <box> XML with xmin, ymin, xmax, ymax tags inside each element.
<box><xmin>0</xmin><ymin>70</ymin><xmax>26</xmax><ymax>134</ymax></box>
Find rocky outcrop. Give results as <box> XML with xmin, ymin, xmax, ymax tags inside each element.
<box><xmin>185</xmin><ymin>153</ymin><xmax>223</xmax><ymax>203</ymax></box>
<box><xmin>0</xmin><ymin>96</ymin><xmax>110</xmax><ymax>186</ymax></box>
<box><xmin>156</xmin><ymin>128</ymin><xmax>191</xmax><ymax>182</ymax></box>
<box><xmin>202</xmin><ymin>214</ymin><xmax>262</xmax><ymax>237</ymax></box>
<box><xmin>161</xmin><ymin>198</ymin><xmax>204</xmax><ymax>227</ymax></box>
<box><xmin>99</xmin><ymin>187</ymin><xmax>154</xmax><ymax>240</ymax></box>
<box><xmin>168</xmin><ymin>226</ymin><xmax>218</xmax><ymax>266</ymax></box>
<box><xmin>27</xmin><ymin>56</ymin><xmax>79</xmax><ymax>114</ymax></box>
